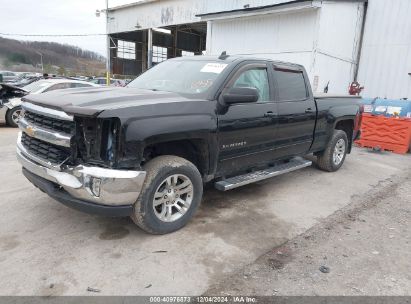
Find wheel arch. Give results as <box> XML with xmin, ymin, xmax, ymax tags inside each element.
<box><xmin>142</xmin><ymin>138</ymin><xmax>210</xmax><ymax>179</ymax></box>
<box><xmin>5</xmin><ymin>105</ymin><xmax>22</xmax><ymax>127</ymax></box>
<box><xmin>334</xmin><ymin>118</ymin><xmax>354</xmax><ymax>153</ymax></box>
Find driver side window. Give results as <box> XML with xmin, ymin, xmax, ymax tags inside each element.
<box><xmin>232</xmin><ymin>68</ymin><xmax>270</xmax><ymax>102</ymax></box>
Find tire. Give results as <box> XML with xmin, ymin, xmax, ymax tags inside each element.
<box><xmin>316</xmin><ymin>129</ymin><xmax>348</xmax><ymax>172</ymax></box>
<box><xmin>6</xmin><ymin>106</ymin><xmax>22</xmax><ymax>128</ymax></box>
<box><xmin>131</xmin><ymin>155</ymin><xmax>203</xmax><ymax>234</ymax></box>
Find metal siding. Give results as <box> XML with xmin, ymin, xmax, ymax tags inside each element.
<box><xmin>313</xmin><ymin>54</ymin><xmax>354</xmax><ymax>94</ymax></box>
<box><xmin>110</xmin><ymin>0</ymin><xmax>367</xmax><ymax>95</ymax></box>
<box><xmin>202</xmin><ymin>0</ymin><xmax>302</xmax><ymax>14</ymax></box>
<box><xmin>108</xmin><ymin>0</ymin><xmax>205</xmax><ymax>33</ymax></box>
<box><xmin>108</xmin><ymin>0</ymin><xmax>301</xmax><ymax>33</ymax></box>
<box><xmin>208</xmin><ymin>9</ymin><xmax>318</xmax><ymax>71</ymax></box>
<box><xmin>357</xmin><ymin>0</ymin><xmax>411</xmax><ymax>99</ymax></box>
<box><xmin>208</xmin><ymin>3</ymin><xmax>363</xmax><ymax>95</ymax></box>
<box><xmin>312</xmin><ymin>2</ymin><xmax>364</xmax><ymax>94</ymax></box>
<box><xmin>317</xmin><ymin>2</ymin><xmax>363</xmax><ymax>64</ymax></box>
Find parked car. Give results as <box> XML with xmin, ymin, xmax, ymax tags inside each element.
<box><xmin>0</xmin><ymin>84</ymin><xmax>27</xmax><ymax>127</ymax></box>
<box><xmin>7</xmin><ymin>73</ymin><xmax>41</xmax><ymax>87</ymax></box>
<box><xmin>0</xmin><ymin>71</ymin><xmax>19</xmax><ymax>82</ymax></box>
<box><xmin>89</xmin><ymin>77</ymin><xmax>126</xmax><ymax>86</ymax></box>
<box><xmin>16</xmin><ymin>55</ymin><xmax>362</xmax><ymax>234</ymax></box>
<box><xmin>0</xmin><ymin>79</ymin><xmax>100</xmax><ymax>127</ymax></box>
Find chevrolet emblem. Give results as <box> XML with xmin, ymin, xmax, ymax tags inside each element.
<box><xmin>25</xmin><ymin>125</ymin><xmax>36</xmax><ymax>137</ymax></box>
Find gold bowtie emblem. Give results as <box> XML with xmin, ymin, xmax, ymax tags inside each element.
<box><xmin>25</xmin><ymin>125</ymin><xmax>36</xmax><ymax>137</ymax></box>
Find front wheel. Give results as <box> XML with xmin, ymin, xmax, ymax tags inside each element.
<box><xmin>316</xmin><ymin>129</ymin><xmax>348</xmax><ymax>172</ymax></box>
<box><xmin>6</xmin><ymin>106</ymin><xmax>22</xmax><ymax>128</ymax></box>
<box><xmin>131</xmin><ymin>155</ymin><xmax>203</xmax><ymax>234</ymax></box>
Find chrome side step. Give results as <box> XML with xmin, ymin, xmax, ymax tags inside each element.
<box><xmin>214</xmin><ymin>157</ymin><xmax>312</xmax><ymax>191</ymax></box>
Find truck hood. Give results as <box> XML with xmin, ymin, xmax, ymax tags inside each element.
<box><xmin>22</xmin><ymin>86</ymin><xmax>203</xmax><ymax>116</ymax></box>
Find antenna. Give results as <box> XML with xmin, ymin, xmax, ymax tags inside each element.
<box><xmin>219</xmin><ymin>51</ymin><xmax>229</xmax><ymax>60</ymax></box>
<box><xmin>323</xmin><ymin>81</ymin><xmax>330</xmax><ymax>93</ymax></box>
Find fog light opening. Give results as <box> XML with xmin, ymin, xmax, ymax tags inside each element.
<box><xmin>91</xmin><ymin>177</ymin><xmax>101</xmax><ymax>197</ymax></box>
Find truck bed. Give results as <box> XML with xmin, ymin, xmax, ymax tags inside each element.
<box><xmin>314</xmin><ymin>93</ymin><xmax>360</xmax><ymax>99</ymax></box>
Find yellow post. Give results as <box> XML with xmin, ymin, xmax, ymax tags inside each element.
<box><xmin>106</xmin><ymin>71</ymin><xmax>110</xmax><ymax>86</ymax></box>
<box><xmin>105</xmin><ymin>0</ymin><xmax>111</xmax><ymax>86</ymax></box>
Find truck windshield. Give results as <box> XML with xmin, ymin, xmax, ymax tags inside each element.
<box><xmin>127</xmin><ymin>60</ymin><xmax>228</xmax><ymax>96</ymax></box>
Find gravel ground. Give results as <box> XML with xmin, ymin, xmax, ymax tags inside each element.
<box><xmin>206</xmin><ymin>171</ymin><xmax>411</xmax><ymax>296</ymax></box>
<box><xmin>1</xmin><ymin>126</ymin><xmax>410</xmax><ymax>296</ymax></box>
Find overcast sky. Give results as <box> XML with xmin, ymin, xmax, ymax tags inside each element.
<box><xmin>0</xmin><ymin>0</ymin><xmax>136</xmax><ymax>56</ymax></box>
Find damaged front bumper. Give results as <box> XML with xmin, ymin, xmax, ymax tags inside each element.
<box><xmin>17</xmin><ymin>139</ymin><xmax>146</xmax><ymax>216</ymax></box>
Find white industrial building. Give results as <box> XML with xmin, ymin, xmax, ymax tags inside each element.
<box><xmin>107</xmin><ymin>0</ymin><xmax>411</xmax><ymax>99</ymax></box>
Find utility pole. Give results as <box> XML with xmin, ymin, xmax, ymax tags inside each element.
<box><xmin>36</xmin><ymin>51</ymin><xmax>44</xmax><ymax>73</ymax></box>
<box><xmin>105</xmin><ymin>0</ymin><xmax>111</xmax><ymax>85</ymax></box>
<box><xmin>147</xmin><ymin>28</ymin><xmax>153</xmax><ymax>69</ymax></box>
<box><xmin>96</xmin><ymin>0</ymin><xmax>111</xmax><ymax>84</ymax></box>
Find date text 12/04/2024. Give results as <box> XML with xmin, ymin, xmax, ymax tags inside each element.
<box><xmin>149</xmin><ymin>296</ymin><xmax>257</xmax><ymax>303</ymax></box>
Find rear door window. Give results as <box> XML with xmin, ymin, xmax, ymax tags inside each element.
<box><xmin>274</xmin><ymin>67</ymin><xmax>307</xmax><ymax>101</ymax></box>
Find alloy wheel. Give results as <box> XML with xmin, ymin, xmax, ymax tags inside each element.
<box><xmin>152</xmin><ymin>174</ymin><xmax>194</xmax><ymax>222</ymax></box>
<box><xmin>12</xmin><ymin>109</ymin><xmax>22</xmax><ymax>124</ymax></box>
<box><xmin>333</xmin><ymin>138</ymin><xmax>346</xmax><ymax>165</ymax></box>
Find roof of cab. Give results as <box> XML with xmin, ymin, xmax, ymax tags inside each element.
<box><xmin>169</xmin><ymin>54</ymin><xmax>305</xmax><ymax>69</ymax></box>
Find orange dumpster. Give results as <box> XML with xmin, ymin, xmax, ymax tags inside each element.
<box><xmin>355</xmin><ymin>113</ymin><xmax>411</xmax><ymax>154</ymax></box>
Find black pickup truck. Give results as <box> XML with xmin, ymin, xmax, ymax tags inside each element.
<box><xmin>17</xmin><ymin>55</ymin><xmax>362</xmax><ymax>234</ymax></box>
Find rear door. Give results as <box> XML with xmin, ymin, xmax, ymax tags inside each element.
<box><xmin>217</xmin><ymin>62</ymin><xmax>279</xmax><ymax>175</ymax></box>
<box><xmin>272</xmin><ymin>65</ymin><xmax>316</xmax><ymax>158</ymax></box>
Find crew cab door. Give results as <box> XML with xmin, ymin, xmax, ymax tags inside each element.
<box><xmin>216</xmin><ymin>62</ymin><xmax>278</xmax><ymax>175</ymax></box>
<box><xmin>272</xmin><ymin>65</ymin><xmax>316</xmax><ymax>158</ymax></box>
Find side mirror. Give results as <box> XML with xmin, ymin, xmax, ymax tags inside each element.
<box><xmin>222</xmin><ymin>87</ymin><xmax>259</xmax><ymax>104</ymax></box>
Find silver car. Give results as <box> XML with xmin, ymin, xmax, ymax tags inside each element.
<box><xmin>0</xmin><ymin>79</ymin><xmax>100</xmax><ymax>127</ymax></box>
<box><xmin>0</xmin><ymin>71</ymin><xmax>19</xmax><ymax>83</ymax></box>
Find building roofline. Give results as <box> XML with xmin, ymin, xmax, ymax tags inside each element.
<box><xmin>107</xmin><ymin>0</ymin><xmax>366</xmax><ymax>13</ymax></box>
<box><xmin>196</xmin><ymin>0</ymin><xmax>367</xmax><ymax>18</ymax></box>
<box><xmin>196</xmin><ymin>0</ymin><xmax>310</xmax><ymax>17</ymax></box>
<box><xmin>107</xmin><ymin>0</ymin><xmax>158</xmax><ymax>12</ymax></box>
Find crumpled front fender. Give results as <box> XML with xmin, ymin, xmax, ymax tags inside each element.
<box><xmin>4</xmin><ymin>97</ymin><xmax>22</xmax><ymax>109</ymax></box>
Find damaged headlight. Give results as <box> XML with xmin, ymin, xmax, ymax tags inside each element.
<box><xmin>74</xmin><ymin>117</ymin><xmax>120</xmax><ymax>167</ymax></box>
<box><xmin>101</xmin><ymin>119</ymin><xmax>116</xmax><ymax>162</ymax></box>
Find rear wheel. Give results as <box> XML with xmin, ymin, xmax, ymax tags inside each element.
<box><xmin>131</xmin><ymin>155</ymin><xmax>203</xmax><ymax>234</ymax></box>
<box><xmin>6</xmin><ymin>106</ymin><xmax>22</xmax><ymax>128</ymax></box>
<box><xmin>316</xmin><ymin>129</ymin><xmax>348</xmax><ymax>172</ymax></box>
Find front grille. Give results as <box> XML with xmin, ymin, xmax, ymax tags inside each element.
<box><xmin>21</xmin><ymin>132</ymin><xmax>71</xmax><ymax>164</ymax></box>
<box><xmin>24</xmin><ymin>110</ymin><xmax>75</xmax><ymax>134</ymax></box>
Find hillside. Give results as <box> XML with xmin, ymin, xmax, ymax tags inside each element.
<box><xmin>0</xmin><ymin>36</ymin><xmax>105</xmax><ymax>76</ymax></box>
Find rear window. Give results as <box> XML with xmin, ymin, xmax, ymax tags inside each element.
<box><xmin>274</xmin><ymin>68</ymin><xmax>307</xmax><ymax>101</ymax></box>
<box><xmin>22</xmin><ymin>80</ymin><xmax>52</xmax><ymax>93</ymax></box>
<box><xmin>71</xmin><ymin>83</ymin><xmax>93</xmax><ymax>88</ymax></box>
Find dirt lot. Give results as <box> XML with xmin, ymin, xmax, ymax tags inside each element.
<box><xmin>0</xmin><ymin>126</ymin><xmax>410</xmax><ymax>296</ymax></box>
<box><xmin>207</xmin><ymin>172</ymin><xmax>411</xmax><ymax>296</ymax></box>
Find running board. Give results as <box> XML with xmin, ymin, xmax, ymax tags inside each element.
<box><xmin>214</xmin><ymin>157</ymin><xmax>312</xmax><ymax>191</ymax></box>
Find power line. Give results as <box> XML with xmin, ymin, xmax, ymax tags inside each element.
<box><xmin>0</xmin><ymin>32</ymin><xmax>107</xmax><ymax>37</ymax></box>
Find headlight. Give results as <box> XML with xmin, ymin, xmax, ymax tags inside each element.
<box><xmin>75</xmin><ymin>117</ymin><xmax>120</xmax><ymax>167</ymax></box>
